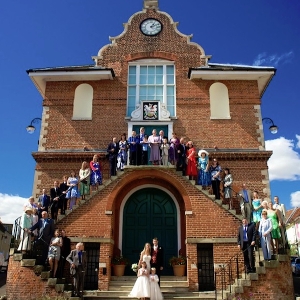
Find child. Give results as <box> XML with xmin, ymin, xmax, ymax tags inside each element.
<box><xmin>128</xmin><ymin>261</ymin><xmax>150</xmax><ymax>300</ymax></box>
<box><xmin>141</xmin><ymin>135</ymin><xmax>149</xmax><ymax>165</ymax></box>
<box><xmin>160</xmin><ymin>138</ymin><xmax>169</xmax><ymax>166</ymax></box>
<box><xmin>149</xmin><ymin>267</ymin><xmax>163</xmax><ymax>300</ymax></box>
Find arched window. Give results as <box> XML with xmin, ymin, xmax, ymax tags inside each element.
<box><xmin>209</xmin><ymin>82</ymin><xmax>231</xmax><ymax>119</ymax></box>
<box><xmin>72</xmin><ymin>83</ymin><xmax>93</xmax><ymax>120</ymax></box>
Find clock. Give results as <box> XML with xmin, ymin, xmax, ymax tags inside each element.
<box><xmin>140</xmin><ymin>18</ymin><xmax>162</xmax><ymax>36</ymax></box>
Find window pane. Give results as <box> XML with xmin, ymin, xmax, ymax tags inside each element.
<box><xmin>167</xmin><ymin>95</ymin><xmax>174</xmax><ymax>105</ymax></box>
<box><xmin>148</xmin><ymin>75</ymin><xmax>155</xmax><ymax>85</ymax></box>
<box><xmin>128</xmin><ymin>86</ymin><xmax>136</xmax><ymax>95</ymax></box>
<box><xmin>167</xmin><ymin>86</ymin><xmax>174</xmax><ymax>96</ymax></box>
<box><xmin>128</xmin><ymin>96</ymin><xmax>136</xmax><ymax>107</ymax></box>
<box><xmin>148</xmin><ymin>86</ymin><xmax>155</xmax><ymax>96</ymax></box>
<box><xmin>140</xmin><ymin>66</ymin><xmax>147</xmax><ymax>75</ymax></box>
<box><xmin>128</xmin><ymin>75</ymin><xmax>136</xmax><ymax>85</ymax></box>
<box><xmin>156</xmin><ymin>66</ymin><xmax>163</xmax><ymax>74</ymax></box>
<box><xmin>148</xmin><ymin>66</ymin><xmax>155</xmax><ymax>75</ymax></box>
<box><xmin>156</xmin><ymin>95</ymin><xmax>163</xmax><ymax>101</ymax></box>
<box><xmin>129</xmin><ymin>66</ymin><xmax>136</xmax><ymax>75</ymax></box>
<box><xmin>167</xmin><ymin>65</ymin><xmax>174</xmax><ymax>74</ymax></box>
<box><xmin>140</xmin><ymin>75</ymin><xmax>147</xmax><ymax>85</ymax></box>
<box><xmin>167</xmin><ymin>106</ymin><xmax>175</xmax><ymax>116</ymax></box>
<box><xmin>156</xmin><ymin>86</ymin><xmax>163</xmax><ymax>95</ymax></box>
<box><xmin>140</xmin><ymin>86</ymin><xmax>147</xmax><ymax>96</ymax></box>
<box><xmin>167</xmin><ymin>75</ymin><xmax>174</xmax><ymax>84</ymax></box>
<box><xmin>156</xmin><ymin>75</ymin><xmax>163</xmax><ymax>84</ymax></box>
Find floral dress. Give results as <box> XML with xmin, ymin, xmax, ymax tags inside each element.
<box><xmin>117</xmin><ymin>140</ymin><xmax>128</xmax><ymax>170</ymax></box>
<box><xmin>90</xmin><ymin>161</ymin><xmax>102</xmax><ymax>185</ymax></box>
<box><xmin>252</xmin><ymin>199</ymin><xmax>262</xmax><ymax>223</ymax></box>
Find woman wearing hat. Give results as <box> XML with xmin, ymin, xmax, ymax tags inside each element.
<box><xmin>197</xmin><ymin>149</ymin><xmax>211</xmax><ymax>189</ymax></box>
<box><xmin>18</xmin><ymin>206</ymin><xmax>33</xmax><ymax>253</ymax></box>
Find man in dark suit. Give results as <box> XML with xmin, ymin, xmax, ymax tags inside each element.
<box><xmin>66</xmin><ymin>242</ymin><xmax>87</xmax><ymax>297</ymax></box>
<box><xmin>150</xmin><ymin>237</ymin><xmax>164</xmax><ymax>286</ymax></box>
<box><xmin>107</xmin><ymin>137</ymin><xmax>119</xmax><ymax>176</ymax></box>
<box><xmin>38</xmin><ymin>189</ymin><xmax>50</xmax><ymax>218</ymax></box>
<box><xmin>237</xmin><ymin>218</ymin><xmax>256</xmax><ymax>273</ymax></box>
<box><xmin>60</xmin><ymin>176</ymin><xmax>69</xmax><ymax>215</ymax></box>
<box><xmin>50</xmin><ymin>180</ymin><xmax>62</xmax><ymax>221</ymax></box>
<box><xmin>29</xmin><ymin>211</ymin><xmax>55</xmax><ymax>266</ymax></box>
<box><xmin>176</xmin><ymin>137</ymin><xmax>187</xmax><ymax>175</ymax></box>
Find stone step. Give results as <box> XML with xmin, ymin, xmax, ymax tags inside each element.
<box><xmin>111</xmin><ymin>275</ymin><xmax>187</xmax><ymax>281</ymax></box>
<box><xmin>83</xmin><ymin>290</ymin><xmax>217</xmax><ymax>299</ymax></box>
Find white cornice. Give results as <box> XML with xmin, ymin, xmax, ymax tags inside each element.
<box><xmin>28</xmin><ymin>70</ymin><xmax>114</xmax><ymax>98</ymax></box>
<box><xmin>190</xmin><ymin>70</ymin><xmax>275</xmax><ymax>97</ymax></box>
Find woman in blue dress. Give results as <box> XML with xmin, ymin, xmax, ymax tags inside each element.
<box><xmin>197</xmin><ymin>149</ymin><xmax>211</xmax><ymax>189</ymax></box>
<box><xmin>66</xmin><ymin>171</ymin><xmax>80</xmax><ymax>210</ymax></box>
<box><xmin>117</xmin><ymin>133</ymin><xmax>128</xmax><ymax>171</ymax></box>
<box><xmin>252</xmin><ymin>191</ymin><xmax>263</xmax><ymax>226</ymax></box>
<box><xmin>90</xmin><ymin>154</ymin><xmax>102</xmax><ymax>190</ymax></box>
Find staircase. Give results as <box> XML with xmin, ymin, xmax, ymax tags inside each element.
<box><xmin>82</xmin><ymin>275</ymin><xmax>216</xmax><ymax>299</ymax></box>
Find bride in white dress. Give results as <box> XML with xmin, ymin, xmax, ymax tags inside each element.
<box><xmin>139</xmin><ymin>242</ymin><xmax>152</xmax><ymax>271</ymax></box>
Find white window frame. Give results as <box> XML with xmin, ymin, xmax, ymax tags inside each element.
<box><xmin>127</xmin><ymin>59</ymin><xmax>176</xmax><ymax>117</ymax></box>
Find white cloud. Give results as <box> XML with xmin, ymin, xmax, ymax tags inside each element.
<box><xmin>290</xmin><ymin>191</ymin><xmax>300</xmax><ymax>207</ymax></box>
<box><xmin>253</xmin><ymin>51</ymin><xmax>294</xmax><ymax>67</ymax></box>
<box><xmin>0</xmin><ymin>193</ymin><xmax>28</xmax><ymax>224</ymax></box>
<box><xmin>265</xmin><ymin>136</ymin><xmax>300</xmax><ymax>181</ymax></box>
<box><xmin>296</xmin><ymin>135</ymin><xmax>300</xmax><ymax>148</ymax></box>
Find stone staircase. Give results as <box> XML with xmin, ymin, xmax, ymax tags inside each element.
<box><xmin>182</xmin><ymin>173</ymin><xmax>243</xmax><ymax>221</ymax></box>
<box><xmin>82</xmin><ymin>275</ymin><xmax>217</xmax><ymax>299</ymax></box>
<box><xmin>223</xmin><ymin>248</ymin><xmax>291</xmax><ymax>299</ymax></box>
<box><xmin>56</xmin><ymin>173</ymin><xmax>123</xmax><ymax>223</ymax></box>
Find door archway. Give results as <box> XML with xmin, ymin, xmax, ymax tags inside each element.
<box><xmin>122</xmin><ymin>187</ymin><xmax>179</xmax><ymax>275</ymax></box>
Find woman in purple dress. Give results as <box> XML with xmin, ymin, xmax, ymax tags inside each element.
<box><xmin>169</xmin><ymin>132</ymin><xmax>180</xmax><ymax>166</ymax></box>
<box><xmin>89</xmin><ymin>155</ymin><xmax>102</xmax><ymax>190</ymax></box>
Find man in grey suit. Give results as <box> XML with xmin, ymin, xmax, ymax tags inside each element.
<box><xmin>238</xmin><ymin>183</ymin><xmax>253</xmax><ymax>223</ymax></box>
<box><xmin>29</xmin><ymin>211</ymin><xmax>55</xmax><ymax>266</ymax></box>
<box><xmin>66</xmin><ymin>242</ymin><xmax>87</xmax><ymax>297</ymax></box>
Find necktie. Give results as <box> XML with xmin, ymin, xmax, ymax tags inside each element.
<box><xmin>243</xmin><ymin>226</ymin><xmax>247</xmax><ymax>241</ymax></box>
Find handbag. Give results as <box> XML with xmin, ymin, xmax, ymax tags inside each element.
<box><xmin>81</xmin><ymin>179</ymin><xmax>88</xmax><ymax>184</ymax></box>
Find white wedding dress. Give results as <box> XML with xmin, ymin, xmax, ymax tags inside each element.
<box><xmin>128</xmin><ymin>266</ymin><xmax>150</xmax><ymax>298</ymax></box>
<box><xmin>142</xmin><ymin>254</ymin><xmax>151</xmax><ymax>272</ymax></box>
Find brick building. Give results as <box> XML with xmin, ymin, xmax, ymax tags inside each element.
<box><xmin>6</xmin><ymin>1</ymin><xmax>294</xmax><ymax>299</ymax></box>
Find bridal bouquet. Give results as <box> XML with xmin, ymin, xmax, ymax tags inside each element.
<box><xmin>131</xmin><ymin>263</ymin><xmax>139</xmax><ymax>273</ymax></box>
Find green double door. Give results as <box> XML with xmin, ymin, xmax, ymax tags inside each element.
<box><xmin>122</xmin><ymin>188</ymin><xmax>178</xmax><ymax>275</ymax></box>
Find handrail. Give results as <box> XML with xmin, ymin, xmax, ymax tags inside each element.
<box><xmin>12</xmin><ymin>216</ymin><xmax>32</xmax><ymax>256</ymax></box>
<box><xmin>214</xmin><ymin>244</ymin><xmax>255</xmax><ymax>299</ymax></box>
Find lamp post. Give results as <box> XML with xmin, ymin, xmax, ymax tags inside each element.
<box><xmin>262</xmin><ymin>117</ymin><xmax>278</xmax><ymax>134</ymax></box>
<box><xmin>26</xmin><ymin>117</ymin><xmax>42</xmax><ymax>134</ymax></box>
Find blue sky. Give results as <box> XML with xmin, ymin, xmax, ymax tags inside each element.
<box><xmin>0</xmin><ymin>0</ymin><xmax>300</xmax><ymax>223</ymax></box>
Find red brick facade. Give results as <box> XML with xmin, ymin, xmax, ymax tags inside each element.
<box><xmin>6</xmin><ymin>1</ymin><xmax>294</xmax><ymax>299</ymax></box>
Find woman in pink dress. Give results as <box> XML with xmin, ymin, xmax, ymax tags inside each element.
<box><xmin>186</xmin><ymin>141</ymin><xmax>197</xmax><ymax>180</ymax></box>
<box><xmin>148</xmin><ymin>129</ymin><xmax>161</xmax><ymax>165</ymax></box>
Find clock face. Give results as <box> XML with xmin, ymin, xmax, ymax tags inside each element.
<box><xmin>140</xmin><ymin>18</ymin><xmax>162</xmax><ymax>36</ymax></box>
